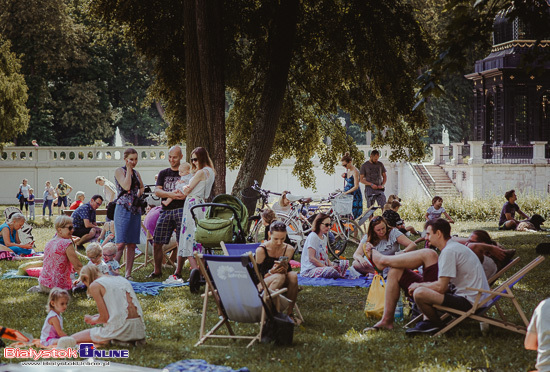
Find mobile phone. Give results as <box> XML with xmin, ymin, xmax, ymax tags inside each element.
<box><xmin>279</xmin><ymin>256</ymin><xmax>289</xmax><ymax>263</ymax></box>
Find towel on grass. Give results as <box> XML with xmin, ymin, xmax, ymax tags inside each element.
<box><xmin>164</xmin><ymin>359</ymin><xmax>250</xmax><ymax>372</ymax></box>
<box><xmin>1</xmin><ymin>269</ymin><xmax>38</xmax><ymax>280</ymax></box>
<box><xmin>297</xmin><ymin>271</ymin><xmax>372</xmax><ymax>288</ymax></box>
<box><xmin>129</xmin><ymin>280</ymin><xmax>187</xmax><ymax>296</ymax></box>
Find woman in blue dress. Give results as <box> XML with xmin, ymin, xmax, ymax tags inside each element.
<box><xmin>341</xmin><ymin>153</ymin><xmax>363</xmax><ymax>219</ymax></box>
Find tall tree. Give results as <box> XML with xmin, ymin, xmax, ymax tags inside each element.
<box><xmin>0</xmin><ymin>37</ymin><xmax>29</xmax><ymax>147</ymax></box>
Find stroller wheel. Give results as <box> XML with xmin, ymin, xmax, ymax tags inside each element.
<box><xmin>189</xmin><ymin>268</ymin><xmax>202</xmax><ymax>294</ymax></box>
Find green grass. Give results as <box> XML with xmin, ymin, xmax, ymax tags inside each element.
<box><xmin>0</xmin><ymin>210</ymin><xmax>548</xmax><ymax>370</ymax></box>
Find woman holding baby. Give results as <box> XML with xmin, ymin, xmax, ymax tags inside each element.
<box><xmin>173</xmin><ymin>147</ymin><xmax>215</xmax><ymax>279</ymax></box>
<box><xmin>113</xmin><ymin>147</ymin><xmax>144</xmax><ymax>279</ymax></box>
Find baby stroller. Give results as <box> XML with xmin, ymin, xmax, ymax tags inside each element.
<box><xmin>188</xmin><ymin>194</ymin><xmax>249</xmax><ymax>293</ymax></box>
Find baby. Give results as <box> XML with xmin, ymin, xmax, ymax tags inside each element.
<box><xmin>162</xmin><ymin>162</ymin><xmax>193</xmax><ymax>206</ymax></box>
<box><xmin>99</xmin><ymin>221</ymin><xmax>115</xmax><ymax>246</ymax></box>
<box><xmin>102</xmin><ymin>242</ymin><xmax>120</xmax><ymax>276</ymax></box>
<box><xmin>85</xmin><ymin>243</ymin><xmax>110</xmax><ymax>275</ymax></box>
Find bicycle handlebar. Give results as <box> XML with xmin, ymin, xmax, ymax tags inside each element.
<box><xmin>251</xmin><ymin>180</ymin><xmax>282</xmax><ymax>197</ymax></box>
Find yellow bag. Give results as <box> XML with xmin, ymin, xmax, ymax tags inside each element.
<box><xmin>364</xmin><ymin>274</ymin><xmax>385</xmax><ymax>318</ymax></box>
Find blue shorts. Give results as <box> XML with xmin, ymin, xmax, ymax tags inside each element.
<box><xmin>10</xmin><ymin>246</ymin><xmax>33</xmax><ymax>255</ymax></box>
<box><xmin>57</xmin><ymin>196</ymin><xmax>68</xmax><ymax>207</ymax></box>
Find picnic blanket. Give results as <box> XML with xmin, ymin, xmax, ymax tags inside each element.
<box><xmin>129</xmin><ymin>280</ymin><xmax>187</xmax><ymax>296</ymax></box>
<box><xmin>297</xmin><ymin>271</ymin><xmax>373</xmax><ymax>288</ymax></box>
<box><xmin>164</xmin><ymin>359</ymin><xmax>250</xmax><ymax>372</ymax></box>
<box><xmin>1</xmin><ymin>269</ymin><xmax>38</xmax><ymax>280</ymax></box>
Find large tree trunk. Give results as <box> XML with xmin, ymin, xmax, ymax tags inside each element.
<box><xmin>231</xmin><ymin>0</ymin><xmax>299</xmax><ymax>195</ymax></box>
<box><xmin>195</xmin><ymin>0</ymin><xmax>226</xmax><ymax>196</ymax></box>
<box><xmin>183</xmin><ymin>0</ymin><xmax>210</xmax><ymax>160</ymax></box>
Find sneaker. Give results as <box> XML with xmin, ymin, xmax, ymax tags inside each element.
<box><xmin>405</xmin><ymin>320</ymin><xmax>441</xmax><ymax>335</ymax></box>
<box><xmin>163</xmin><ymin>275</ymin><xmax>184</xmax><ymax>284</ymax></box>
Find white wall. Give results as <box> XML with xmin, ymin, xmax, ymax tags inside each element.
<box><xmin>1</xmin><ymin>145</ymin><xmax>414</xmax><ymax>206</ymax></box>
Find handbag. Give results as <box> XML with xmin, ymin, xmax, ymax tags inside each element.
<box><xmin>106</xmin><ymin>189</ymin><xmax>127</xmax><ymax>220</ymax></box>
<box><xmin>364</xmin><ymin>274</ymin><xmax>385</xmax><ymax>318</ymax></box>
<box><xmin>261</xmin><ymin>287</ymin><xmax>295</xmax><ymax>345</ymax></box>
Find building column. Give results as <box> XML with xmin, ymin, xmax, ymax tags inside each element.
<box><xmin>431</xmin><ymin>144</ymin><xmax>444</xmax><ymax>165</ymax></box>
<box><xmin>531</xmin><ymin>141</ymin><xmax>547</xmax><ymax>165</ymax></box>
<box><xmin>450</xmin><ymin>142</ymin><xmax>465</xmax><ymax>165</ymax></box>
<box><xmin>468</xmin><ymin>141</ymin><xmax>485</xmax><ymax>165</ymax></box>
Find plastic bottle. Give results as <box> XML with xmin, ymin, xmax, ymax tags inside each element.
<box><xmin>395</xmin><ymin>297</ymin><xmax>404</xmax><ymax>322</ymax></box>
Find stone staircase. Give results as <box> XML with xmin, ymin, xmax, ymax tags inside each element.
<box><xmin>412</xmin><ymin>164</ymin><xmax>461</xmax><ymax>198</ymax></box>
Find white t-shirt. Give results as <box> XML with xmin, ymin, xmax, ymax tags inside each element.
<box><xmin>426</xmin><ymin>205</ymin><xmax>446</xmax><ymax>221</ymax></box>
<box><xmin>20</xmin><ymin>184</ymin><xmax>31</xmax><ymax>198</ymax></box>
<box><xmin>359</xmin><ymin>229</ymin><xmax>403</xmax><ymax>276</ymax></box>
<box><xmin>300</xmin><ymin>232</ymin><xmax>329</xmax><ymax>274</ymax></box>
<box><xmin>528</xmin><ymin>298</ymin><xmax>550</xmax><ymax>372</ymax></box>
<box><xmin>438</xmin><ymin>240</ymin><xmax>490</xmax><ymax>304</ymax></box>
<box><xmin>272</xmin><ymin>201</ymin><xmax>291</xmax><ymax>214</ymax></box>
<box><xmin>482</xmin><ymin>256</ymin><xmax>498</xmax><ymax>280</ymax></box>
<box><xmin>86</xmin><ymin>260</ymin><xmax>110</xmax><ymax>275</ymax></box>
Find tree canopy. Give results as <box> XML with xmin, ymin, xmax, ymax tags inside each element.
<box><xmin>0</xmin><ymin>37</ymin><xmax>29</xmax><ymax>147</ymax></box>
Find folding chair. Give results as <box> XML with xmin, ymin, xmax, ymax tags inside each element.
<box><xmin>220</xmin><ymin>241</ymin><xmax>304</xmax><ymax>324</ymax></box>
<box><xmin>432</xmin><ymin>255</ymin><xmax>544</xmax><ymax>336</ymax></box>
<box><xmin>220</xmin><ymin>241</ymin><xmax>260</xmax><ymax>256</ymax></box>
<box><xmin>194</xmin><ymin>252</ymin><xmax>287</xmax><ymax>347</ymax></box>
<box><xmin>120</xmin><ymin>223</ymin><xmax>177</xmax><ymax>273</ymax></box>
<box><xmin>404</xmin><ymin>256</ymin><xmax>521</xmax><ymax>329</ymax></box>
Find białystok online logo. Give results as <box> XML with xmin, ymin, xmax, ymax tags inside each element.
<box><xmin>4</xmin><ymin>343</ymin><xmax>129</xmax><ymax>359</ymax></box>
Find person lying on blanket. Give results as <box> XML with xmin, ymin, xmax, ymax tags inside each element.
<box><xmin>255</xmin><ymin>221</ymin><xmax>299</xmax><ymax>324</ymax></box>
<box><xmin>363</xmin><ymin>218</ymin><xmax>490</xmax><ymax>334</ymax></box>
<box><xmin>300</xmin><ymin>213</ymin><xmax>348</xmax><ymax>279</ymax></box>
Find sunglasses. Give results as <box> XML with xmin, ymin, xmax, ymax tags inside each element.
<box><xmin>191</xmin><ymin>158</ymin><xmax>198</xmax><ymax>162</ymax></box>
<box><xmin>321</xmin><ymin>222</ymin><xmax>332</xmax><ymax>227</ymax></box>
<box><xmin>64</xmin><ymin>226</ymin><xmax>74</xmax><ymax>230</ymax></box>
<box><xmin>371</xmin><ymin>216</ymin><xmax>383</xmax><ymax>223</ymax></box>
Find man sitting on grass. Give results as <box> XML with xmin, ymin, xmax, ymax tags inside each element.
<box><xmin>499</xmin><ymin>189</ymin><xmax>529</xmax><ymax>230</ymax></box>
<box><xmin>364</xmin><ymin>218</ymin><xmax>490</xmax><ymax>334</ymax></box>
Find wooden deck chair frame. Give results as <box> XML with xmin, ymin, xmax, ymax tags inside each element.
<box><xmin>120</xmin><ymin>223</ymin><xmax>177</xmax><ymax>273</ymax></box>
<box><xmin>194</xmin><ymin>251</ymin><xmax>287</xmax><ymax>348</ymax></box>
<box><xmin>430</xmin><ymin>255</ymin><xmax>544</xmax><ymax>337</ymax></box>
<box><xmin>220</xmin><ymin>241</ymin><xmax>304</xmax><ymax>324</ymax></box>
<box><xmin>405</xmin><ymin>256</ymin><xmax>521</xmax><ymax>329</ymax></box>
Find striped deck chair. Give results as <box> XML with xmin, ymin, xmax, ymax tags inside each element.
<box><xmin>194</xmin><ymin>252</ymin><xmax>288</xmax><ymax>347</ymax></box>
<box><xmin>432</xmin><ymin>255</ymin><xmax>544</xmax><ymax>337</ymax></box>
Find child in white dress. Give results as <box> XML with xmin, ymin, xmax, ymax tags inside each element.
<box><xmin>40</xmin><ymin>288</ymin><xmax>69</xmax><ymax>346</ymax></box>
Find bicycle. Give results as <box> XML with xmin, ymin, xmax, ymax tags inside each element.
<box><xmin>240</xmin><ymin>181</ymin><xmax>281</xmax><ymax>243</ymax></box>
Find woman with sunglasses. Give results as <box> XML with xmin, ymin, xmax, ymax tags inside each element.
<box><xmin>174</xmin><ymin>147</ymin><xmax>215</xmax><ymax>279</ymax></box>
<box><xmin>255</xmin><ymin>221</ymin><xmax>299</xmax><ymax>323</ymax></box>
<box><xmin>38</xmin><ymin>215</ymin><xmax>83</xmax><ymax>293</ymax></box>
<box><xmin>352</xmin><ymin>216</ymin><xmax>416</xmax><ymax>276</ymax></box>
<box><xmin>300</xmin><ymin>213</ymin><xmax>348</xmax><ymax>278</ymax></box>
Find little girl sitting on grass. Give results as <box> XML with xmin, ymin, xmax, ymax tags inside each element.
<box><xmin>40</xmin><ymin>288</ymin><xmax>69</xmax><ymax>346</ymax></box>
<box><xmin>415</xmin><ymin>196</ymin><xmax>454</xmax><ymax>246</ymax></box>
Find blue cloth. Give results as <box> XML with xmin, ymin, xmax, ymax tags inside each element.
<box><xmin>0</xmin><ymin>222</ymin><xmax>16</xmax><ymax>246</ymax></box>
<box><xmin>297</xmin><ymin>271</ymin><xmax>372</xmax><ymax>288</ymax></box>
<box><xmin>164</xmin><ymin>359</ymin><xmax>250</xmax><ymax>372</ymax></box>
<box><xmin>9</xmin><ymin>246</ymin><xmax>32</xmax><ymax>255</ymax></box>
<box><xmin>344</xmin><ymin>174</ymin><xmax>363</xmax><ymax>219</ymax></box>
<box><xmin>1</xmin><ymin>269</ymin><xmax>38</xmax><ymax>280</ymax></box>
<box><xmin>114</xmin><ymin>204</ymin><xmax>141</xmax><ymax>244</ymax></box>
<box><xmin>129</xmin><ymin>280</ymin><xmax>187</xmax><ymax>296</ymax></box>
<box><xmin>72</xmin><ymin>202</ymin><xmax>96</xmax><ymax>229</ymax></box>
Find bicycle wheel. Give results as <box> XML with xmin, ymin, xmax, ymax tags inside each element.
<box><xmin>339</xmin><ymin>217</ymin><xmax>363</xmax><ymax>243</ymax></box>
<box><xmin>327</xmin><ymin>234</ymin><xmax>348</xmax><ymax>260</ymax></box>
<box><xmin>247</xmin><ymin>216</ymin><xmax>264</xmax><ymax>243</ymax></box>
<box><xmin>276</xmin><ymin>212</ymin><xmax>305</xmax><ymax>252</ymax></box>
<box><xmin>327</xmin><ymin>217</ymin><xmax>363</xmax><ymax>259</ymax></box>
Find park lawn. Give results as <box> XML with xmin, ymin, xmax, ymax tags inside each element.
<box><xmin>0</xmin><ymin>218</ymin><xmax>548</xmax><ymax>371</ymax></box>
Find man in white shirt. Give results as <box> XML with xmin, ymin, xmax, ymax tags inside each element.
<box><xmin>525</xmin><ymin>298</ymin><xmax>550</xmax><ymax>372</ymax></box>
<box><xmin>406</xmin><ymin>218</ymin><xmax>490</xmax><ymax>334</ymax></box>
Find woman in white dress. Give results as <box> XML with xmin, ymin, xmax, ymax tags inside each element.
<box><xmin>71</xmin><ymin>265</ymin><xmax>146</xmax><ymax>345</ymax></box>
<box><xmin>173</xmin><ymin>147</ymin><xmax>215</xmax><ymax>279</ymax></box>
